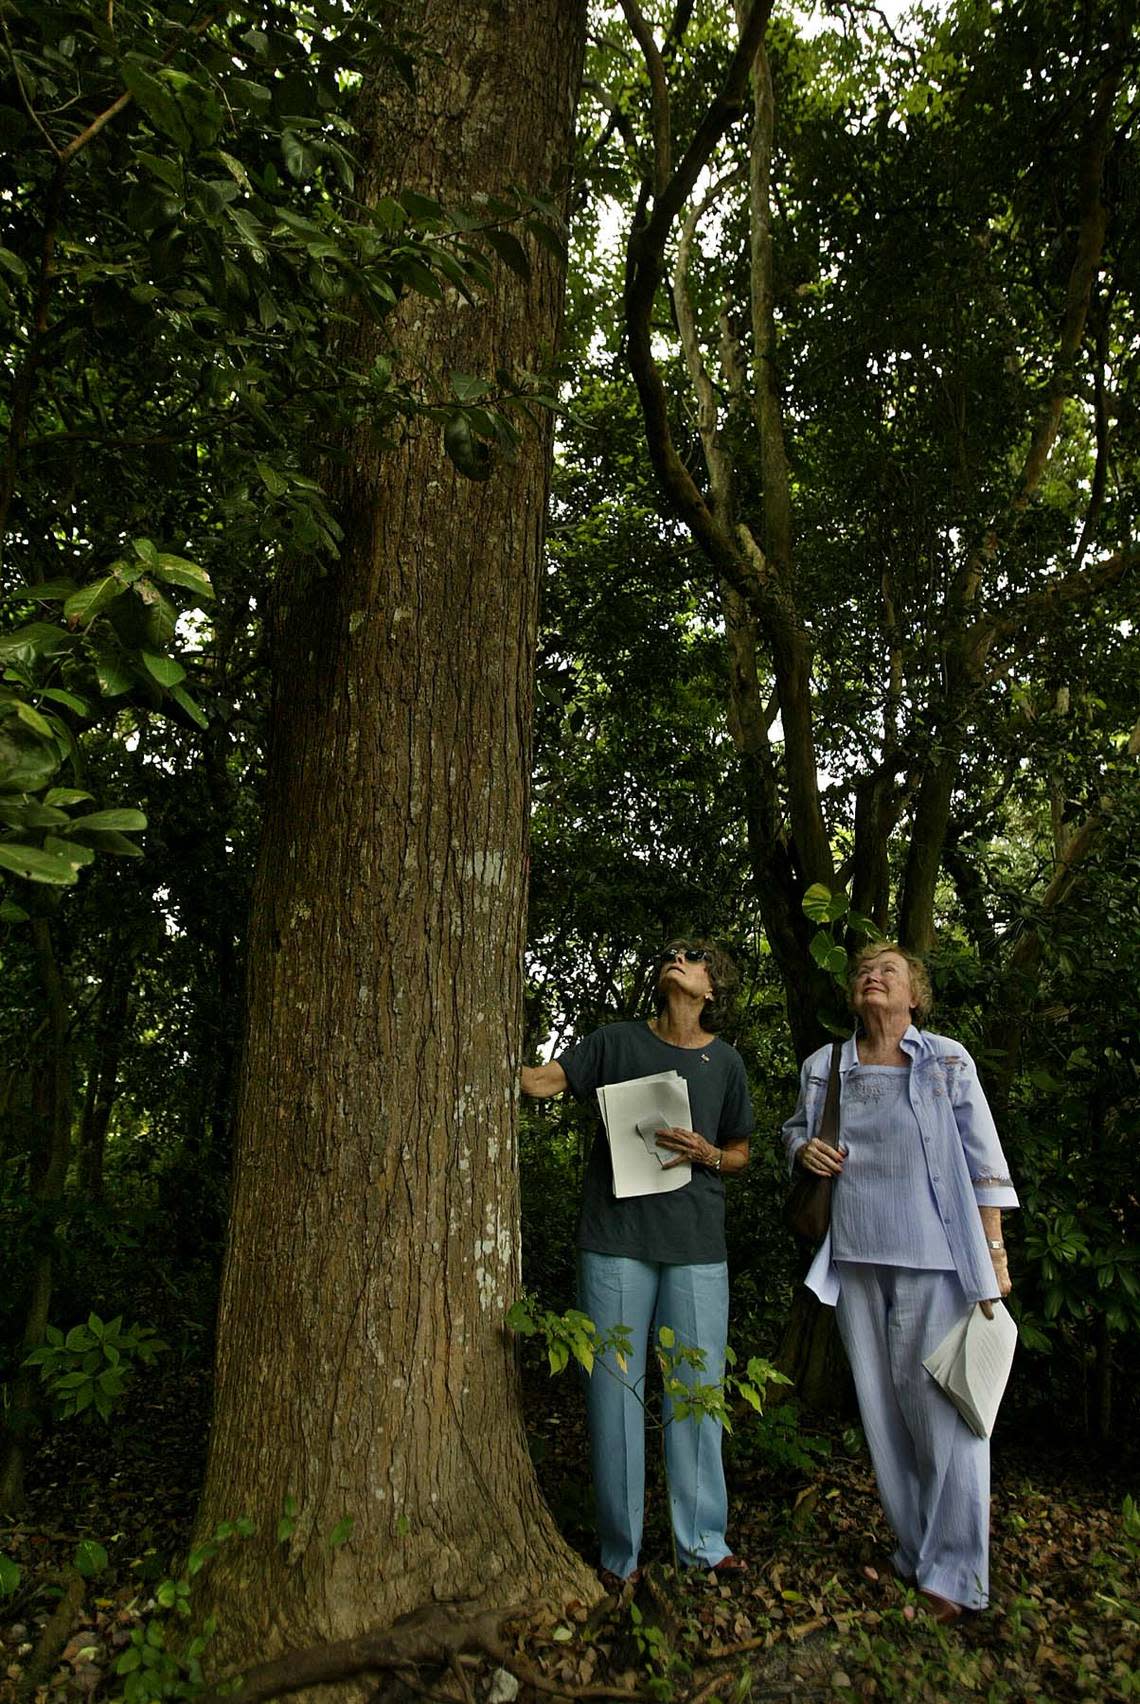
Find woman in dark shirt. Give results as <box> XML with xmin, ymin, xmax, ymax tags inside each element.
<box><xmin>522</xmin><ymin>941</ymin><xmax>752</xmax><ymax>1589</ymax></box>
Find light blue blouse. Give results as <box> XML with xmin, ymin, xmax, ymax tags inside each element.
<box><xmin>782</xmin><ymin>1027</ymin><xmax>1019</xmax><ymax>1306</ymax></box>
<box><xmin>831</xmin><ymin>1065</ymin><xmax>955</xmax><ymax>1269</ymax></box>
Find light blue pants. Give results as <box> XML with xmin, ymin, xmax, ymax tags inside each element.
<box><xmin>577</xmin><ymin>1251</ymin><xmax>731</xmax><ymax>1577</ymax></box>
<box><xmin>836</xmin><ymin>1263</ymin><xmax>990</xmax><ymax>1609</ymax></box>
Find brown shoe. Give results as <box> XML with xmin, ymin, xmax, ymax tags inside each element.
<box><xmin>598</xmin><ymin>1566</ymin><xmax>642</xmax><ymax>1594</ymax></box>
<box><xmin>919</xmin><ymin>1589</ymin><xmax>964</xmax><ymax>1624</ymax></box>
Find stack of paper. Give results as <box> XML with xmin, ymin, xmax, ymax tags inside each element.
<box><xmin>922</xmin><ymin>1302</ymin><xmax>1018</xmax><ymax>1438</ymax></box>
<box><xmin>596</xmin><ymin>1071</ymin><xmax>694</xmax><ymax>1199</ymax></box>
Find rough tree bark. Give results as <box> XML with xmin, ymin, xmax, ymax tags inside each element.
<box><xmin>195</xmin><ymin>0</ymin><xmax>592</xmax><ymax>1671</ymax></box>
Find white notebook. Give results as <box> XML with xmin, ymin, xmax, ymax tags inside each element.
<box><xmin>596</xmin><ymin>1070</ymin><xmax>693</xmax><ymax>1199</ymax></box>
<box><xmin>922</xmin><ymin>1301</ymin><xmax>1017</xmax><ymax>1439</ymax></box>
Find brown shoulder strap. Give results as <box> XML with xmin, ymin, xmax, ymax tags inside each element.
<box><xmin>817</xmin><ymin>1038</ymin><xmax>843</xmax><ymax>1151</ymax></box>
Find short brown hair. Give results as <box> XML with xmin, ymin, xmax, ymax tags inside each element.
<box><xmin>652</xmin><ymin>938</ymin><xmax>739</xmax><ymax>1034</ymax></box>
<box><xmin>848</xmin><ymin>942</ymin><xmax>933</xmax><ymax>1023</ymax></box>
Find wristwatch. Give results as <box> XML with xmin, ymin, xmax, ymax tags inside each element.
<box><xmin>987</xmin><ymin>1239</ymin><xmax>1005</xmax><ymax>1250</ymax></box>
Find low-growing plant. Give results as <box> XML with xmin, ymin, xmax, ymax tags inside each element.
<box><xmin>24</xmin><ymin>1312</ymin><xmax>167</xmax><ymax>1421</ymax></box>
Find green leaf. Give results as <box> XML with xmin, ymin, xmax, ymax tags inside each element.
<box><xmin>64</xmin><ymin>577</ymin><xmax>124</xmax><ymax>624</ymax></box>
<box><xmin>0</xmin><ymin>898</ymin><xmax>30</xmax><ymax>922</ymax></box>
<box><xmin>74</xmin><ymin>1539</ymin><xmax>109</xmax><ymax>1578</ymax></box>
<box><xmin>327</xmin><ymin>1517</ymin><xmax>354</xmax><ymax>1548</ymax></box>
<box><xmin>40</xmin><ymin>688</ymin><xmax>90</xmax><ymax>716</ymax></box>
<box><xmin>483</xmin><ymin>228</ymin><xmax>531</xmax><ymax>279</ymax></box>
<box><xmin>0</xmin><ymin>622</ymin><xmax>72</xmax><ymax>660</ymax></box>
<box><xmin>443</xmin><ymin>413</ymin><xmax>492</xmax><ymax>481</ymax></box>
<box><xmin>657</xmin><ymin>1324</ymin><xmax>676</xmax><ymax>1350</ymax></box>
<box><xmin>44</xmin><ymin>787</ymin><xmax>93</xmax><ymax>807</ymax></box>
<box><xmin>140</xmin><ymin>651</ymin><xmax>187</xmax><ymax>687</ymax></box>
<box><xmin>153</xmin><ymin>555</ymin><xmax>214</xmax><ymax>599</ymax></box>
<box><xmin>14</xmin><ymin>701</ymin><xmax>54</xmax><ymax>739</ymax></box>
<box><xmin>94</xmin><ymin>650</ymin><xmax>134</xmax><ymax>697</ymax></box>
<box><xmin>450</xmin><ymin>373</ymin><xmax>489</xmax><ymax>404</ymax></box>
<box><xmin>0</xmin><ymin>842</ymin><xmax>81</xmax><ymax>885</ymax></box>
<box><xmin>169</xmin><ymin>684</ymin><xmax>208</xmax><ymax>729</ymax></box>
<box><xmin>505</xmin><ymin>1299</ymin><xmax>536</xmax><ymax>1335</ymax></box>
<box><xmin>0</xmin><ymin>1554</ymin><xmax>21</xmax><ymax>1597</ymax></box>
<box><xmin>66</xmin><ymin>809</ymin><xmax>147</xmax><ymax>833</ymax></box>
<box><xmin>25</xmin><ymin>578</ymin><xmax>79</xmax><ymax>600</ymax></box>
<box><xmin>399</xmin><ymin>189</ymin><xmax>444</xmax><ymax>225</ymax></box>
<box><xmin>257</xmin><ymin>461</ymin><xmax>289</xmax><ymax>496</ymax></box>
<box><xmin>802</xmin><ymin>883</ymin><xmax>849</xmax><ymax>923</ymax></box>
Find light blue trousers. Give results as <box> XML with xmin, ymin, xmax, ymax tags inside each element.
<box><xmin>836</xmin><ymin>1263</ymin><xmax>991</xmax><ymax>1609</ymax></box>
<box><xmin>577</xmin><ymin>1251</ymin><xmax>731</xmax><ymax>1577</ymax></box>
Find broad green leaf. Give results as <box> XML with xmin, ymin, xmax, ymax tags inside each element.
<box><xmin>14</xmin><ymin>701</ymin><xmax>53</xmax><ymax>739</ymax></box>
<box><xmin>0</xmin><ymin>623</ymin><xmax>72</xmax><ymax>660</ymax></box>
<box><xmin>25</xmin><ymin>578</ymin><xmax>79</xmax><ymax>600</ymax></box>
<box><xmin>257</xmin><ymin>461</ymin><xmax>288</xmax><ymax>496</ymax></box>
<box><xmin>327</xmin><ymin>1517</ymin><xmax>354</xmax><ymax>1548</ymax></box>
<box><xmin>71</xmin><ymin>829</ymin><xmax>145</xmax><ymax>858</ymax></box>
<box><xmin>40</xmin><ymin>688</ymin><xmax>91</xmax><ymax>716</ymax></box>
<box><xmin>0</xmin><ymin>842</ymin><xmax>81</xmax><ymax>885</ymax></box>
<box><xmin>483</xmin><ymin>228</ymin><xmax>530</xmax><ymax>279</ymax></box>
<box><xmin>63</xmin><ymin>577</ymin><xmax>123</xmax><ymax>624</ymax></box>
<box><xmin>66</xmin><ymin>809</ymin><xmax>147</xmax><ymax>833</ymax></box>
<box><xmin>154</xmin><ymin>555</ymin><xmax>214</xmax><ymax>599</ymax></box>
<box><xmin>399</xmin><ymin>257</ymin><xmax>443</xmax><ymax>300</ymax></box>
<box><xmin>169</xmin><ymin>684</ymin><xmax>208</xmax><ymax>729</ymax></box>
<box><xmin>0</xmin><ymin>1554</ymin><xmax>20</xmax><ymax>1597</ymax></box>
<box><xmin>94</xmin><ymin>648</ymin><xmax>133</xmax><ymax>700</ymax></box>
<box><xmin>399</xmin><ymin>189</ymin><xmax>444</xmax><ymax>224</ymax></box>
<box><xmin>802</xmin><ymin>883</ymin><xmax>849</xmax><ymax>923</ymax></box>
<box><xmin>0</xmin><ymin>898</ymin><xmax>29</xmax><ymax>922</ymax></box>
<box><xmin>443</xmin><ymin>413</ymin><xmax>492</xmax><ymax>481</ymax></box>
<box><xmin>0</xmin><ymin>800</ymin><xmax>69</xmax><ymax>828</ymax></box>
<box><xmin>140</xmin><ymin>651</ymin><xmax>187</xmax><ymax>687</ymax></box>
<box><xmin>43</xmin><ymin>834</ymin><xmax>95</xmax><ymax>869</ymax></box>
<box><xmin>505</xmin><ymin>1300</ymin><xmax>536</xmax><ymax>1335</ymax></box>
<box><xmin>74</xmin><ymin>1539</ymin><xmax>108</xmax><ymax>1578</ymax></box>
<box><xmin>450</xmin><ymin>373</ymin><xmax>489</xmax><ymax>403</ymax></box>
<box><xmin>132</xmin><ymin>538</ymin><xmax>160</xmax><ymax>570</ymax></box>
<box><xmin>44</xmin><ymin>787</ymin><xmax>94</xmax><ymax>807</ymax></box>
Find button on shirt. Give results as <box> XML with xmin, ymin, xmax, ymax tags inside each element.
<box><xmin>830</xmin><ymin>1066</ymin><xmax>955</xmax><ymax>1270</ymax></box>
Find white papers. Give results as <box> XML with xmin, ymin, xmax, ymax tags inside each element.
<box><xmin>922</xmin><ymin>1301</ymin><xmax>1017</xmax><ymax>1438</ymax></box>
<box><xmin>596</xmin><ymin>1071</ymin><xmax>693</xmax><ymax>1199</ymax></box>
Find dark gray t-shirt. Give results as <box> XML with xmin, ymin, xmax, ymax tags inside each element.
<box><xmin>558</xmin><ymin>1021</ymin><xmax>754</xmax><ymax>1265</ymax></box>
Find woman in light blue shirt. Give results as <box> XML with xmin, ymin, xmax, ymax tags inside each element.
<box><xmin>783</xmin><ymin>944</ymin><xmax>1017</xmax><ymax>1623</ymax></box>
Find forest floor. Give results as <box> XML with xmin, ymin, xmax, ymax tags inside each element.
<box><xmin>1</xmin><ymin>1362</ymin><xmax>1138</xmax><ymax>1704</ymax></box>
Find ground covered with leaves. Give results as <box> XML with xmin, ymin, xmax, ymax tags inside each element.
<box><xmin>2</xmin><ymin>1366</ymin><xmax>1138</xmax><ymax>1704</ymax></box>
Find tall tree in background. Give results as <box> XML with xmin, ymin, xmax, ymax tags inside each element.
<box><xmin>195</xmin><ymin>0</ymin><xmax>591</xmax><ymax>1663</ymax></box>
<box><xmin>598</xmin><ymin>0</ymin><xmax>1136</xmax><ymax>1059</ymax></box>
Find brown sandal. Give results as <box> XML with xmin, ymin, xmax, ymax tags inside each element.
<box><xmin>598</xmin><ymin>1566</ymin><xmax>642</xmax><ymax>1594</ymax></box>
<box><xmin>919</xmin><ymin>1589</ymin><xmax>964</xmax><ymax>1624</ymax></box>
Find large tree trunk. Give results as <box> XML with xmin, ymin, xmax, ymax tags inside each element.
<box><xmin>196</xmin><ymin>0</ymin><xmax>591</xmax><ymax>1671</ymax></box>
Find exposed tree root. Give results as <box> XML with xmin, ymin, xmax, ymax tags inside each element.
<box><xmin>197</xmin><ymin>1601</ymin><xmax>651</xmax><ymax>1704</ymax></box>
<box><xmin>18</xmin><ymin>1566</ymin><xmax>86</xmax><ymax>1700</ymax></box>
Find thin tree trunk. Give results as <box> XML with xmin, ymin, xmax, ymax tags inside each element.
<box><xmin>77</xmin><ymin>957</ymin><xmax>131</xmax><ymax>1200</ymax></box>
<box><xmin>195</xmin><ymin>0</ymin><xmax>591</xmax><ymax>1671</ymax></box>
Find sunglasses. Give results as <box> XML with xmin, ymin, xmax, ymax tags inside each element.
<box><xmin>657</xmin><ymin>946</ymin><xmax>712</xmax><ymax>965</ymax></box>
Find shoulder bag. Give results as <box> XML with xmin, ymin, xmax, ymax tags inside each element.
<box><xmin>784</xmin><ymin>1038</ymin><xmax>843</xmax><ymax>1243</ymax></box>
